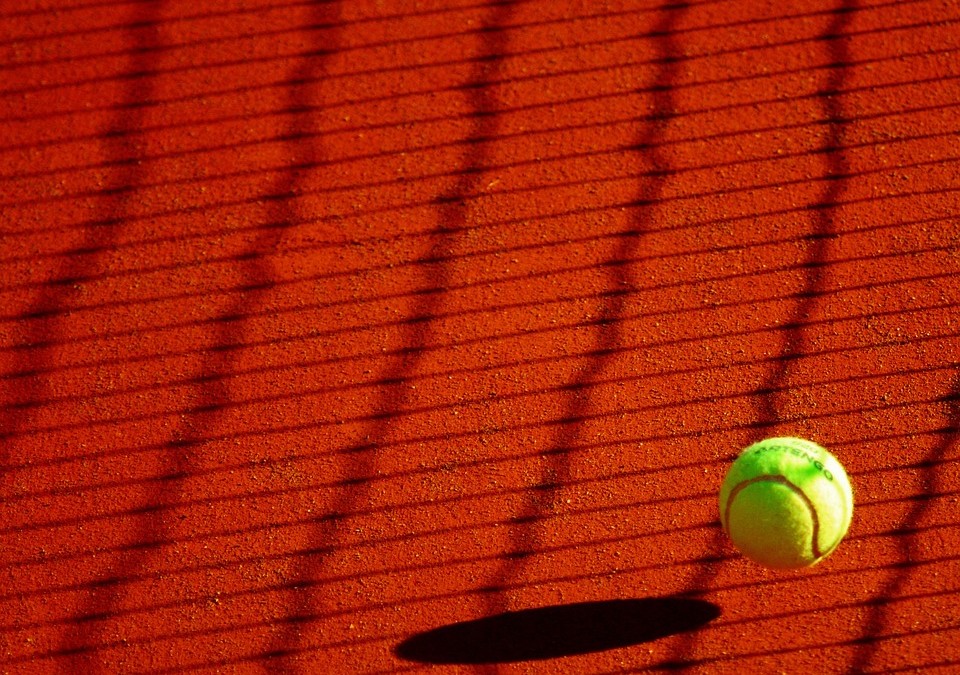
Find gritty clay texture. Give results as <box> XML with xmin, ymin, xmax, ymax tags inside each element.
<box><xmin>1</xmin><ymin>1</ymin><xmax>959</xmax><ymax>673</ymax></box>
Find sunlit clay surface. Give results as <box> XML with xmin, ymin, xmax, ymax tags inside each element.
<box><xmin>2</xmin><ymin>1</ymin><xmax>959</xmax><ymax>672</ymax></box>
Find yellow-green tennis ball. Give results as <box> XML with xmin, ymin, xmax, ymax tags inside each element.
<box><xmin>719</xmin><ymin>437</ymin><xmax>853</xmax><ymax>570</ymax></box>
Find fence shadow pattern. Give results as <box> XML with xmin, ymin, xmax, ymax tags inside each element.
<box><xmin>1</xmin><ymin>0</ymin><xmax>959</xmax><ymax>672</ymax></box>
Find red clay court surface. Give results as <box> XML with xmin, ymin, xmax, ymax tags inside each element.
<box><xmin>2</xmin><ymin>0</ymin><xmax>960</xmax><ymax>673</ymax></box>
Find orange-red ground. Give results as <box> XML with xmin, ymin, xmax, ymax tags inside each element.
<box><xmin>2</xmin><ymin>1</ymin><xmax>959</xmax><ymax>673</ymax></box>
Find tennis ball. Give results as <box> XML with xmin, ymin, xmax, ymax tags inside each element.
<box><xmin>719</xmin><ymin>437</ymin><xmax>853</xmax><ymax>570</ymax></box>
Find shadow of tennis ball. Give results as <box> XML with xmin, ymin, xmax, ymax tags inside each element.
<box><xmin>395</xmin><ymin>597</ymin><xmax>720</xmax><ymax>664</ymax></box>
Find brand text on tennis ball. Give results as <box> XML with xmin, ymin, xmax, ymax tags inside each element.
<box><xmin>718</xmin><ymin>437</ymin><xmax>854</xmax><ymax>570</ymax></box>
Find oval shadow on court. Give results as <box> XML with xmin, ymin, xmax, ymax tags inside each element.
<box><xmin>394</xmin><ymin>596</ymin><xmax>720</xmax><ymax>664</ymax></box>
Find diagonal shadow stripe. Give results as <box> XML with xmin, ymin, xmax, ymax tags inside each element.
<box><xmin>4</xmin><ymin>332</ymin><xmax>959</xmax><ymax>526</ymax></box>
<box><xmin>261</xmin><ymin>2</ymin><xmax>517</xmax><ymax>671</ymax></box>
<box><xmin>4</xmin><ymin>447</ymin><xmax>958</xmax><ymax>622</ymax></box>
<box><xmin>5</xmin><ymin>352</ymin><xmax>958</xmax><ymax>553</ymax></box>
<box><xmin>845</xmin><ymin>369</ymin><xmax>960</xmax><ymax>673</ymax></box>
<box><xmin>661</xmin><ymin>0</ymin><xmax>859</xmax><ymax>668</ymax></box>
<box><xmin>756</xmin><ymin>0</ymin><xmax>857</xmax><ymax>435</ymax></box>
<box><xmin>6</xmin><ymin>72</ymin><xmax>959</xmax><ymax>213</ymax></box>
<box><xmin>19</xmin><ymin>564</ymin><xmax>960</xmax><ymax>672</ymax></box>
<box><xmin>478</xmin><ymin>0</ymin><xmax>688</xmax><ymax>629</ymax></box>
<box><xmin>1</xmin><ymin>0</ymin><xmax>931</xmax><ymax>104</ymax></box>
<box><xmin>0</xmin><ymin>16</ymin><xmax>166</xmax><ymax>474</ymax></box>
<box><xmin>40</xmin><ymin>3</ymin><xmax>169</xmax><ymax>670</ymax></box>
<box><xmin>5</xmin><ymin>122</ymin><xmax>958</xmax><ymax>310</ymax></box>
<box><xmin>5</xmin><ymin>68</ymin><xmax>955</xmax><ymax>245</ymax></box>
<box><xmin>8</xmin><ymin>544</ymin><xmax>960</xmax><ymax>670</ymax></box>
<box><xmin>2</xmin><ymin>3</ymin><xmax>956</xmax><ymax>672</ymax></box>
<box><xmin>53</xmin><ymin>2</ymin><xmax>340</xmax><ymax>669</ymax></box>
<box><xmin>7</xmin><ymin>261</ymin><xmax>955</xmax><ymax>508</ymax></box>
